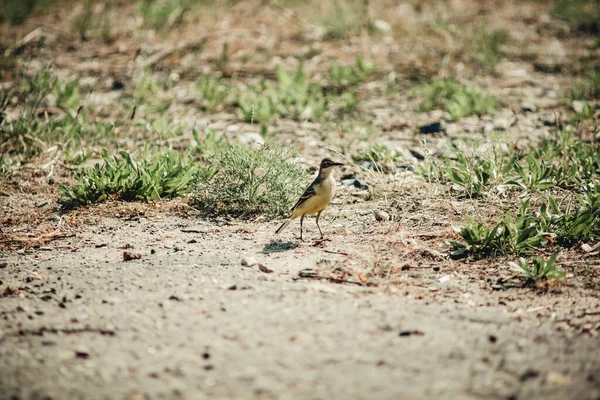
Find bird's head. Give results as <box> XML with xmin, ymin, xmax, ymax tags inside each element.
<box><xmin>319</xmin><ymin>158</ymin><xmax>344</xmax><ymax>176</ymax></box>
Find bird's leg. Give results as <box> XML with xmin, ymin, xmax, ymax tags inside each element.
<box><xmin>316</xmin><ymin>211</ymin><xmax>324</xmax><ymax>239</ymax></box>
<box><xmin>299</xmin><ymin>215</ymin><xmax>304</xmax><ymax>242</ymax></box>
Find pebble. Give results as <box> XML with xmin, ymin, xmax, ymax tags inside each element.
<box><xmin>372</xmin><ymin>19</ymin><xmax>391</xmax><ymax>33</ymax></box>
<box><xmin>341</xmin><ymin>178</ymin><xmax>368</xmax><ymax>190</ymax></box>
<box><xmin>374</xmin><ymin>210</ymin><xmax>390</xmax><ymax>222</ymax></box>
<box><xmin>419</xmin><ymin>121</ymin><xmax>445</xmax><ymax>134</ymax></box>
<box><xmin>521</xmin><ymin>102</ymin><xmax>536</xmax><ymax>113</ymax></box>
<box><xmin>239</xmin><ymin>132</ymin><xmax>264</xmax><ymax>146</ymax></box>
<box><xmin>580</xmin><ymin>243</ymin><xmax>592</xmax><ymax>253</ymax></box>
<box><xmin>241</xmin><ymin>257</ymin><xmax>258</xmax><ymax>267</ymax></box>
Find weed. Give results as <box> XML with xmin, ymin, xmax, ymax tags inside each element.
<box><xmin>72</xmin><ymin>0</ymin><xmax>93</xmax><ymax>41</ymax></box>
<box><xmin>314</xmin><ymin>0</ymin><xmax>365</xmax><ymax>40</ymax></box>
<box><xmin>571</xmin><ymin>67</ymin><xmax>600</xmax><ymax>100</ymax></box>
<box><xmin>451</xmin><ymin>186</ymin><xmax>600</xmax><ymax>258</ymax></box>
<box><xmin>444</xmin><ymin>153</ymin><xmax>507</xmax><ymax>198</ymax></box>
<box><xmin>506</xmin><ymin>155</ymin><xmax>556</xmax><ymax>190</ymax></box>
<box><xmin>543</xmin><ymin>185</ymin><xmax>600</xmax><ymax>245</ymax></box>
<box><xmin>190</xmin><ymin>142</ymin><xmax>308</xmax><ymax>219</ymax></box>
<box><xmin>237</xmin><ymin>65</ymin><xmax>325</xmax><ymax>123</ymax></box>
<box><xmin>510</xmin><ymin>251</ymin><xmax>565</xmax><ymax>282</ymax></box>
<box><xmin>191</xmin><ymin>128</ymin><xmax>230</xmax><ymax>160</ymax></box>
<box><xmin>138</xmin><ymin>0</ymin><xmax>186</xmax><ymax>32</ymax></box>
<box><xmin>328</xmin><ymin>57</ymin><xmax>375</xmax><ymax>90</ymax></box>
<box><xmin>59</xmin><ymin>149</ymin><xmax>200</xmax><ymax>207</ymax></box>
<box><xmin>473</xmin><ymin>24</ymin><xmax>508</xmax><ymax>72</ymax></box>
<box><xmin>352</xmin><ymin>144</ymin><xmax>401</xmax><ymax>164</ymax></box>
<box><xmin>0</xmin><ymin>0</ymin><xmax>54</xmax><ymax>25</ymax></box>
<box><xmin>551</xmin><ymin>0</ymin><xmax>600</xmax><ymax>33</ymax></box>
<box><xmin>328</xmin><ymin>91</ymin><xmax>358</xmax><ymax>116</ymax></box>
<box><xmin>449</xmin><ymin>200</ymin><xmax>550</xmax><ymax>258</ymax></box>
<box><xmin>194</xmin><ymin>76</ymin><xmax>229</xmax><ymax>111</ymax></box>
<box><xmin>417</xmin><ymin>78</ymin><xmax>497</xmax><ymax>121</ymax></box>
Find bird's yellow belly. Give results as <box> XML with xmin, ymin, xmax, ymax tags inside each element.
<box><xmin>291</xmin><ymin>193</ymin><xmax>331</xmax><ymax>218</ymax></box>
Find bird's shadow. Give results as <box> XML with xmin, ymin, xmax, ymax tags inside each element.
<box><xmin>263</xmin><ymin>240</ymin><xmax>299</xmax><ymax>254</ymax></box>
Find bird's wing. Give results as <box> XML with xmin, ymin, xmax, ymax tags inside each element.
<box><xmin>291</xmin><ymin>177</ymin><xmax>321</xmax><ymax>211</ymax></box>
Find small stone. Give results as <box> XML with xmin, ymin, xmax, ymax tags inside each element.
<box><xmin>239</xmin><ymin>132</ymin><xmax>264</xmax><ymax>146</ymax></box>
<box><xmin>547</xmin><ymin>371</ymin><xmax>570</xmax><ymax>385</ymax></box>
<box><xmin>418</xmin><ymin>121</ymin><xmax>445</xmax><ymax>134</ymax></box>
<box><xmin>372</xmin><ymin>19</ymin><xmax>391</xmax><ymax>33</ymax></box>
<box><xmin>123</xmin><ymin>251</ymin><xmax>142</xmax><ymax>262</ymax></box>
<box><xmin>572</xmin><ymin>100</ymin><xmax>585</xmax><ymax>114</ymax></box>
<box><xmin>520</xmin><ymin>369</ymin><xmax>540</xmax><ymax>382</ymax></box>
<box><xmin>75</xmin><ymin>348</ymin><xmax>91</xmax><ymax>359</ymax></box>
<box><xmin>521</xmin><ymin>102</ymin><xmax>536</xmax><ymax>113</ymax></box>
<box><xmin>35</xmin><ymin>200</ymin><xmax>49</xmax><ymax>208</ymax></box>
<box><xmin>41</xmin><ymin>339</ymin><xmax>57</xmax><ymax>346</ymax></box>
<box><xmin>374</xmin><ymin>210</ymin><xmax>390</xmax><ymax>222</ymax></box>
<box><xmin>493</xmin><ymin>118</ymin><xmax>511</xmax><ymax>131</ymax></box>
<box><xmin>241</xmin><ymin>257</ymin><xmax>258</xmax><ymax>267</ymax></box>
<box><xmin>580</xmin><ymin>243</ymin><xmax>592</xmax><ymax>253</ymax></box>
<box><xmin>341</xmin><ymin>179</ymin><xmax>368</xmax><ymax>190</ymax></box>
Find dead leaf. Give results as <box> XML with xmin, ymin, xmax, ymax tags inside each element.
<box><xmin>258</xmin><ymin>264</ymin><xmax>274</xmax><ymax>273</ymax></box>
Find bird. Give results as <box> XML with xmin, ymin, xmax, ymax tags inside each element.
<box><xmin>275</xmin><ymin>158</ymin><xmax>344</xmax><ymax>241</ymax></box>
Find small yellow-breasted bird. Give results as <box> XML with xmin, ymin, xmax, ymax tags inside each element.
<box><xmin>275</xmin><ymin>158</ymin><xmax>344</xmax><ymax>241</ymax></box>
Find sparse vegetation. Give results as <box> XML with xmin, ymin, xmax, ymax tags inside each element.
<box><xmin>328</xmin><ymin>57</ymin><xmax>375</xmax><ymax>90</ymax></box>
<box><xmin>194</xmin><ymin>76</ymin><xmax>229</xmax><ymax>111</ymax></box>
<box><xmin>237</xmin><ymin>65</ymin><xmax>326</xmax><ymax>123</ymax></box>
<box><xmin>473</xmin><ymin>24</ymin><xmax>508</xmax><ymax>72</ymax></box>
<box><xmin>551</xmin><ymin>0</ymin><xmax>600</xmax><ymax>33</ymax></box>
<box><xmin>417</xmin><ymin>78</ymin><xmax>498</xmax><ymax>121</ymax></box>
<box><xmin>352</xmin><ymin>144</ymin><xmax>401</xmax><ymax>164</ymax></box>
<box><xmin>571</xmin><ymin>67</ymin><xmax>600</xmax><ymax>100</ymax></box>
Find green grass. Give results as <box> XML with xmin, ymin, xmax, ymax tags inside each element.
<box><xmin>59</xmin><ymin>149</ymin><xmax>201</xmax><ymax>207</ymax></box>
<box><xmin>417</xmin><ymin>78</ymin><xmax>497</xmax><ymax>121</ymax></box>
<box><xmin>190</xmin><ymin>142</ymin><xmax>309</xmax><ymax>219</ymax></box>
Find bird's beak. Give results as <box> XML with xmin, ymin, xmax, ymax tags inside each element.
<box><xmin>332</xmin><ymin>162</ymin><xmax>344</xmax><ymax>167</ymax></box>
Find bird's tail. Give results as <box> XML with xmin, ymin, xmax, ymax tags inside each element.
<box><xmin>275</xmin><ymin>220</ymin><xmax>291</xmax><ymax>235</ymax></box>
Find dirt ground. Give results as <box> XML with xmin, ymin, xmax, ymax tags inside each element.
<box><xmin>1</xmin><ymin>0</ymin><xmax>600</xmax><ymax>399</ymax></box>
<box><xmin>1</xmin><ymin>212</ymin><xmax>600</xmax><ymax>399</ymax></box>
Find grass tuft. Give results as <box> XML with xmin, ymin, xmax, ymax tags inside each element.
<box><xmin>190</xmin><ymin>142</ymin><xmax>308</xmax><ymax>219</ymax></box>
